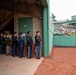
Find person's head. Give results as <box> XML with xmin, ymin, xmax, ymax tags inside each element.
<box><xmin>27</xmin><ymin>31</ymin><xmax>31</xmax><ymax>35</ymax></box>
<box><xmin>20</xmin><ymin>33</ymin><xmax>23</xmax><ymax>37</ymax></box>
<box><xmin>36</xmin><ymin>31</ymin><xmax>40</xmax><ymax>36</ymax></box>
<box><xmin>1</xmin><ymin>33</ymin><xmax>3</xmax><ymax>36</ymax></box>
<box><xmin>13</xmin><ymin>32</ymin><xmax>17</xmax><ymax>36</ymax></box>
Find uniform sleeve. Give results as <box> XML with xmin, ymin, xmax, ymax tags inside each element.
<box><xmin>28</xmin><ymin>36</ymin><xmax>33</xmax><ymax>45</ymax></box>
<box><xmin>36</xmin><ymin>37</ymin><xmax>40</xmax><ymax>44</ymax></box>
<box><xmin>8</xmin><ymin>38</ymin><xmax>11</xmax><ymax>44</ymax></box>
<box><xmin>2</xmin><ymin>37</ymin><xmax>5</xmax><ymax>44</ymax></box>
<box><xmin>31</xmin><ymin>37</ymin><xmax>33</xmax><ymax>44</ymax></box>
<box><xmin>17</xmin><ymin>37</ymin><xmax>20</xmax><ymax>44</ymax></box>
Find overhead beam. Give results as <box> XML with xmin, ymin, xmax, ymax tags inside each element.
<box><xmin>40</xmin><ymin>0</ymin><xmax>48</xmax><ymax>7</ymax></box>
<box><xmin>1</xmin><ymin>0</ymin><xmax>14</xmax><ymax>10</ymax></box>
<box><xmin>1</xmin><ymin>15</ymin><xmax>14</xmax><ymax>29</ymax></box>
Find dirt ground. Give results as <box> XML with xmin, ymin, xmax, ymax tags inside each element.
<box><xmin>34</xmin><ymin>47</ymin><xmax>76</xmax><ymax>75</ymax></box>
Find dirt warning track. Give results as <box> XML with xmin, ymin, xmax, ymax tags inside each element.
<box><xmin>34</xmin><ymin>47</ymin><xmax>76</xmax><ymax>75</ymax></box>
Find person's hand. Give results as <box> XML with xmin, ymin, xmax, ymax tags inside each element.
<box><xmin>40</xmin><ymin>42</ymin><xmax>42</xmax><ymax>45</ymax></box>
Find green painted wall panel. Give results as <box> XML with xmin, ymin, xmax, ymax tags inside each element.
<box><xmin>60</xmin><ymin>36</ymin><xmax>70</xmax><ymax>46</ymax></box>
<box><xmin>69</xmin><ymin>37</ymin><xmax>76</xmax><ymax>46</ymax></box>
<box><xmin>53</xmin><ymin>36</ymin><xmax>76</xmax><ymax>47</ymax></box>
<box><xmin>75</xmin><ymin>37</ymin><xmax>76</xmax><ymax>46</ymax></box>
<box><xmin>48</xmin><ymin>8</ymin><xmax>54</xmax><ymax>55</ymax></box>
<box><xmin>18</xmin><ymin>17</ymin><xmax>33</xmax><ymax>43</ymax></box>
<box><xmin>48</xmin><ymin>32</ymin><xmax>53</xmax><ymax>55</ymax></box>
<box><xmin>43</xmin><ymin>7</ymin><xmax>48</xmax><ymax>57</ymax></box>
<box><xmin>53</xmin><ymin>36</ymin><xmax>61</xmax><ymax>46</ymax></box>
<box><xmin>42</xmin><ymin>0</ymin><xmax>54</xmax><ymax>56</ymax></box>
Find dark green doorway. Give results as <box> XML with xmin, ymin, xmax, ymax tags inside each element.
<box><xmin>18</xmin><ymin>17</ymin><xmax>33</xmax><ymax>43</ymax></box>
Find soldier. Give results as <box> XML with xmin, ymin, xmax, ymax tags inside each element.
<box><xmin>0</xmin><ymin>33</ymin><xmax>2</xmax><ymax>54</ymax></box>
<box><xmin>26</xmin><ymin>31</ymin><xmax>33</xmax><ymax>58</ymax></box>
<box><xmin>5</xmin><ymin>34</ymin><xmax>11</xmax><ymax>56</ymax></box>
<box><xmin>0</xmin><ymin>33</ymin><xmax>5</xmax><ymax>54</ymax></box>
<box><xmin>18</xmin><ymin>33</ymin><xmax>24</xmax><ymax>58</ymax></box>
<box><xmin>35</xmin><ymin>31</ymin><xmax>41</xmax><ymax>59</ymax></box>
<box><xmin>11</xmin><ymin>32</ymin><xmax>18</xmax><ymax>57</ymax></box>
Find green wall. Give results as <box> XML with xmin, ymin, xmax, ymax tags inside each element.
<box><xmin>47</xmin><ymin>0</ymin><xmax>54</xmax><ymax>55</ymax></box>
<box><xmin>18</xmin><ymin>17</ymin><xmax>33</xmax><ymax>43</ymax></box>
<box><xmin>43</xmin><ymin>7</ymin><xmax>48</xmax><ymax>56</ymax></box>
<box><xmin>53</xmin><ymin>36</ymin><xmax>76</xmax><ymax>47</ymax></box>
<box><xmin>42</xmin><ymin>0</ymin><xmax>54</xmax><ymax>57</ymax></box>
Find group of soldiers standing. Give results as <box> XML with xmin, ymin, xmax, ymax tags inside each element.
<box><xmin>0</xmin><ymin>31</ymin><xmax>41</xmax><ymax>59</ymax></box>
